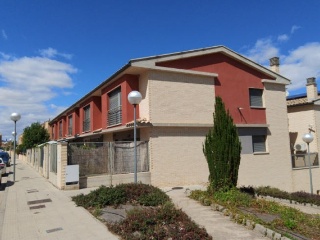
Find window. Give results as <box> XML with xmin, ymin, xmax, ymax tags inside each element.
<box><xmin>252</xmin><ymin>135</ymin><xmax>266</xmax><ymax>153</ymax></box>
<box><xmin>83</xmin><ymin>105</ymin><xmax>90</xmax><ymax>132</ymax></box>
<box><xmin>249</xmin><ymin>88</ymin><xmax>263</xmax><ymax>107</ymax></box>
<box><xmin>108</xmin><ymin>88</ymin><xmax>122</xmax><ymax>126</ymax></box>
<box><xmin>52</xmin><ymin>126</ymin><xmax>55</xmax><ymax>139</ymax></box>
<box><xmin>68</xmin><ymin>115</ymin><xmax>73</xmax><ymax>135</ymax></box>
<box><xmin>59</xmin><ymin>121</ymin><xmax>63</xmax><ymax>138</ymax></box>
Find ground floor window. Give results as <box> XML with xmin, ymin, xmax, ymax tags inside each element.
<box><xmin>238</xmin><ymin>127</ymin><xmax>268</xmax><ymax>154</ymax></box>
<box><xmin>252</xmin><ymin>135</ymin><xmax>266</xmax><ymax>153</ymax></box>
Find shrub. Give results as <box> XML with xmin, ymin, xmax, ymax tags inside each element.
<box><xmin>107</xmin><ymin>202</ymin><xmax>212</xmax><ymax>239</ymax></box>
<box><xmin>203</xmin><ymin>96</ymin><xmax>241</xmax><ymax>192</ymax></box>
<box><xmin>72</xmin><ymin>185</ymin><xmax>126</xmax><ymax>208</ymax></box>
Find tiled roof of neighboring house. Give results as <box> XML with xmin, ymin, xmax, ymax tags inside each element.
<box><xmin>287</xmin><ymin>96</ymin><xmax>309</xmax><ymax>106</ymax></box>
<box><xmin>286</xmin><ymin>92</ymin><xmax>320</xmax><ymax>107</ymax></box>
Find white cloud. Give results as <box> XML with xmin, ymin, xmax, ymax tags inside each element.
<box><xmin>245</xmin><ymin>38</ymin><xmax>279</xmax><ymax>64</ymax></box>
<box><xmin>1</xmin><ymin>30</ymin><xmax>8</xmax><ymax>40</ymax></box>
<box><xmin>291</xmin><ymin>25</ymin><xmax>301</xmax><ymax>34</ymax></box>
<box><xmin>39</xmin><ymin>47</ymin><xmax>73</xmax><ymax>60</ymax></box>
<box><xmin>281</xmin><ymin>43</ymin><xmax>320</xmax><ymax>90</ymax></box>
<box><xmin>277</xmin><ymin>34</ymin><xmax>289</xmax><ymax>42</ymax></box>
<box><xmin>0</xmin><ymin>51</ymin><xmax>77</xmax><ymax>140</ymax></box>
<box><xmin>245</xmin><ymin>34</ymin><xmax>320</xmax><ymax>94</ymax></box>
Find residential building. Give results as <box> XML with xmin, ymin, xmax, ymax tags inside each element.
<box><xmin>50</xmin><ymin>46</ymin><xmax>295</xmax><ymax>190</ymax></box>
<box><xmin>287</xmin><ymin>77</ymin><xmax>320</xmax><ymax>193</ymax></box>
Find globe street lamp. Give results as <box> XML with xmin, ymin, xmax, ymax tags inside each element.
<box><xmin>128</xmin><ymin>91</ymin><xmax>142</xmax><ymax>184</ymax></box>
<box><xmin>302</xmin><ymin>132</ymin><xmax>314</xmax><ymax>194</ymax></box>
<box><xmin>10</xmin><ymin>113</ymin><xmax>21</xmax><ymax>182</ymax></box>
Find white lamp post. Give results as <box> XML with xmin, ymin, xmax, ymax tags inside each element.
<box><xmin>11</xmin><ymin>112</ymin><xmax>21</xmax><ymax>182</ymax></box>
<box><xmin>128</xmin><ymin>91</ymin><xmax>142</xmax><ymax>183</ymax></box>
<box><xmin>302</xmin><ymin>132</ymin><xmax>314</xmax><ymax>194</ymax></box>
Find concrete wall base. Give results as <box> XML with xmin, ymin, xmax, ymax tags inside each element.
<box><xmin>79</xmin><ymin>172</ymin><xmax>151</xmax><ymax>188</ymax></box>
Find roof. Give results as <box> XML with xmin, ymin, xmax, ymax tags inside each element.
<box><xmin>50</xmin><ymin>45</ymin><xmax>291</xmax><ymax>124</ymax></box>
<box><xmin>287</xmin><ymin>97</ymin><xmax>309</xmax><ymax>107</ymax></box>
<box><xmin>287</xmin><ymin>91</ymin><xmax>320</xmax><ymax>107</ymax></box>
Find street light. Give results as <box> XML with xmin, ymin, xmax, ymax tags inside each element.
<box><xmin>302</xmin><ymin>132</ymin><xmax>314</xmax><ymax>194</ymax></box>
<box><xmin>10</xmin><ymin>112</ymin><xmax>21</xmax><ymax>182</ymax></box>
<box><xmin>128</xmin><ymin>91</ymin><xmax>142</xmax><ymax>184</ymax></box>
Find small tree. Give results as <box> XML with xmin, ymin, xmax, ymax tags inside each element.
<box><xmin>203</xmin><ymin>96</ymin><xmax>241</xmax><ymax>192</ymax></box>
<box><xmin>21</xmin><ymin>122</ymin><xmax>50</xmax><ymax>150</ymax></box>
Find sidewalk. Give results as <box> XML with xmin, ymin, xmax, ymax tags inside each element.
<box><xmin>0</xmin><ymin>160</ymin><xmax>119</xmax><ymax>240</ymax></box>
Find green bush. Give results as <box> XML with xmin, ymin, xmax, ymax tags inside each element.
<box><xmin>72</xmin><ymin>185</ymin><xmax>126</xmax><ymax>208</ymax></box>
<box><xmin>138</xmin><ymin>190</ymin><xmax>170</xmax><ymax>206</ymax></box>
<box><xmin>107</xmin><ymin>202</ymin><xmax>212</xmax><ymax>239</ymax></box>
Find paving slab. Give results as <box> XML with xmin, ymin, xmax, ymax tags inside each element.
<box><xmin>0</xmin><ymin>160</ymin><xmax>119</xmax><ymax>240</ymax></box>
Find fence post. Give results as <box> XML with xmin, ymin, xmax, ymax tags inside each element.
<box><xmin>57</xmin><ymin>142</ymin><xmax>68</xmax><ymax>190</ymax></box>
<box><xmin>108</xmin><ymin>142</ymin><xmax>114</xmax><ymax>186</ymax></box>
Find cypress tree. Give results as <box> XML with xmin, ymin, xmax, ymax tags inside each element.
<box><xmin>203</xmin><ymin>96</ymin><xmax>242</xmax><ymax>192</ymax></box>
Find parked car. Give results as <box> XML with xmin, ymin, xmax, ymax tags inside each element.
<box><xmin>0</xmin><ymin>151</ymin><xmax>11</xmax><ymax>166</ymax></box>
<box><xmin>0</xmin><ymin>158</ymin><xmax>6</xmax><ymax>176</ymax></box>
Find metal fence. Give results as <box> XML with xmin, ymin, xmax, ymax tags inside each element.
<box><xmin>291</xmin><ymin>153</ymin><xmax>319</xmax><ymax>169</ymax></box>
<box><xmin>68</xmin><ymin>141</ymin><xmax>149</xmax><ymax>177</ymax></box>
<box><xmin>50</xmin><ymin>143</ymin><xmax>57</xmax><ymax>173</ymax></box>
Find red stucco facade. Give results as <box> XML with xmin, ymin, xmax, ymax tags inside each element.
<box><xmin>157</xmin><ymin>52</ymin><xmax>275</xmax><ymax>124</ymax></box>
<box><xmin>51</xmin><ymin>74</ymin><xmax>139</xmax><ymax>140</ymax></box>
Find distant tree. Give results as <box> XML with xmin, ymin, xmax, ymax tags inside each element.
<box><xmin>21</xmin><ymin>122</ymin><xmax>50</xmax><ymax>150</ymax></box>
<box><xmin>203</xmin><ymin>96</ymin><xmax>242</xmax><ymax>192</ymax></box>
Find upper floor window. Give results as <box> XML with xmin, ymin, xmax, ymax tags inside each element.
<box><xmin>59</xmin><ymin>121</ymin><xmax>63</xmax><ymax>138</ymax></box>
<box><xmin>68</xmin><ymin>115</ymin><xmax>73</xmax><ymax>135</ymax></box>
<box><xmin>252</xmin><ymin>135</ymin><xmax>266</xmax><ymax>153</ymax></box>
<box><xmin>52</xmin><ymin>126</ymin><xmax>55</xmax><ymax>139</ymax></box>
<box><xmin>108</xmin><ymin>88</ymin><xmax>122</xmax><ymax>126</ymax></box>
<box><xmin>249</xmin><ymin>88</ymin><xmax>263</xmax><ymax>107</ymax></box>
<box><xmin>83</xmin><ymin>105</ymin><xmax>90</xmax><ymax>132</ymax></box>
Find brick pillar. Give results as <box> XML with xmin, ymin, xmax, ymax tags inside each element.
<box><xmin>57</xmin><ymin>142</ymin><xmax>68</xmax><ymax>190</ymax></box>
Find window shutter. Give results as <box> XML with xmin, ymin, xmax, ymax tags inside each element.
<box><xmin>109</xmin><ymin>89</ymin><xmax>121</xmax><ymax>109</ymax></box>
<box><xmin>250</xmin><ymin>89</ymin><xmax>263</xmax><ymax>107</ymax></box>
<box><xmin>108</xmin><ymin>88</ymin><xmax>122</xmax><ymax>126</ymax></box>
<box><xmin>252</xmin><ymin>135</ymin><xmax>266</xmax><ymax>152</ymax></box>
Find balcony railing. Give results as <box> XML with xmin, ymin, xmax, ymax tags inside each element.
<box><xmin>108</xmin><ymin>106</ymin><xmax>122</xmax><ymax>126</ymax></box>
<box><xmin>291</xmin><ymin>153</ymin><xmax>319</xmax><ymax>169</ymax></box>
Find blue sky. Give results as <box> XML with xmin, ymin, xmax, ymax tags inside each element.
<box><xmin>0</xmin><ymin>0</ymin><xmax>320</xmax><ymax>140</ymax></box>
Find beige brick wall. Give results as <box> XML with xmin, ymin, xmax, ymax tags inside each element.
<box><xmin>149</xmin><ymin>127</ymin><xmax>209</xmax><ymax>187</ymax></box>
<box><xmin>238</xmin><ymin>83</ymin><xmax>294</xmax><ymax>192</ymax></box>
<box><xmin>147</xmin><ymin>70</ymin><xmax>215</xmax><ymax>124</ymax></box>
<box><xmin>288</xmin><ymin>106</ymin><xmax>316</xmax><ymax>151</ymax></box>
<box><xmin>288</xmin><ymin>104</ymin><xmax>320</xmax><ymax>193</ymax></box>
<box><xmin>139</xmin><ymin>72</ymin><xmax>150</xmax><ymax>120</ymax></box>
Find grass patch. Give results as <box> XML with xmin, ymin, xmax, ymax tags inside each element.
<box><xmin>190</xmin><ymin>187</ymin><xmax>320</xmax><ymax>239</ymax></box>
